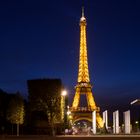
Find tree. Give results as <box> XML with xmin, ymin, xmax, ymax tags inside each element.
<box><xmin>0</xmin><ymin>89</ymin><xmax>8</xmax><ymax>134</ymax></box>
<box><xmin>39</xmin><ymin>88</ymin><xmax>61</xmax><ymax>135</ymax></box>
<box><xmin>28</xmin><ymin>79</ymin><xmax>62</xmax><ymax>135</ymax></box>
<box><xmin>7</xmin><ymin>92</ymin><xmax>25</xmax><ymax>136</ymax></box>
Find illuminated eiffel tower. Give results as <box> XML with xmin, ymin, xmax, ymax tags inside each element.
<box><xmin>70</xmin><ymin>8</ymin><xmax>103</xmax><ymax>128</ymax></box>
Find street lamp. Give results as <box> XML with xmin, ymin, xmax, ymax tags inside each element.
<box><xmin>66</xmin><ymin>105</ymin><xmax>72</xmax><ymax>129</ymax></box>
<box><xmin>61</xmin><ymin>90</ymin><xmax>67</xmax><ymax>133</ymax></box>
<box><xmin>62</xmin><ymin>90</ymin><xmax>67</xmax><ymax>96</ymax></box>
<box><xmin>135</xmin><ymin>121</ymin><xmax>139</xmax><ymax>132</ymax></box>
<box><xmin>131</xmin><ymin>99</ymin><xmax>140</xmax><ymax>105</ymax></box>
<box><xmin>67</xmin><ymin>110</ymin><xmax>71</xmax><ymax>115</ymax></box>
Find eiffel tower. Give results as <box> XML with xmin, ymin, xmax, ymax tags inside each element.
<box><xmin>70</xmin><ymin>8</ymin><xmax>103</xmax><ymax>128</ymax></box>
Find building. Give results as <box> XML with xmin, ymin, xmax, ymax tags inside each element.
<box><xmin>27</xmin><ymin>79</ymin><xmax>63</xmax><ymax>134</ymax></box>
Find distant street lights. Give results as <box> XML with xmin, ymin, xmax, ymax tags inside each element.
<box><xmin>67</xmin><ymin>106</ymin><xmax>72</xmax><ymax>128</ymax></box>
<box><xmin>67</xmin><ymin>110</ymin><xmax>71</xmax><ymax>116</ymax></box>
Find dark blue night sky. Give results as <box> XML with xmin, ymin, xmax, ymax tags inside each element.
<box><xmin>0</xmin><ymin>0</ymin><xmax>140</xmax><ymax>110</ymax></box>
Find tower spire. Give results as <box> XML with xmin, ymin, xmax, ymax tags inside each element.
<box><xmin>82</xmin><ymin>6</ymin><xmax>84</xmax><ymax>17</ymax></box>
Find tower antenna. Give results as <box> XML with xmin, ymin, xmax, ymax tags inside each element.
<box><xmin>82</xmin><ymin>6</ymin><xmax>84</xmax><ymax>17</ymax></box>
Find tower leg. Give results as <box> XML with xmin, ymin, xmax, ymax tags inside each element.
<box><xmin>96</xmin><ymin>113</ymin><xmax>104</xmax><ymax>128</ymax></box>
<box><xmin>72</xmin><ymin>91</ymin><xmax>80</xmax><ymax>109</ymax></box>
<box><xmin>87</xmin><ymin>92</ymin><xmax>104</xmax><ymax>128</ymax></box>
<box><xmin>86</xmin><ymin>92</ymin><xmax>96</xmax><ymax>109</ymax></box>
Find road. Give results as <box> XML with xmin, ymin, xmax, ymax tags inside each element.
<box><xmin>0</xmin><ymin>135</ymin><xmax>140</xmax><ymax>140</ymax></box>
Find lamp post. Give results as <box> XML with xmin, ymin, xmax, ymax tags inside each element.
<box><xmin>61</xmin><ymin>90</ymin><xmax>67</xmax><ymax>133</ymax></box>
<box><xmin>135</xmin><ymin>121</ymin><xmax>139</xmax><ymax>132</ymax></box>
<box><xmin>67</xmin><ymin>106</ymin><xmax>71</xmax><ymax>129</ymax></box>
<box><xmin>130</xmin><ymin>99</ymin><xmax>140</xmax><ymax>132</ymax></box>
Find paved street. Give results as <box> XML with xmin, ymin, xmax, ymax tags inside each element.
<box><xmin>0</xmin><ymin>135</ymin><xmax>140</xmax><ymax>140</ymax></box>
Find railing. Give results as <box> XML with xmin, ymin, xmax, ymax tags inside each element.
<box><xmin>70</xmin><ymin>106</ymin><xmax>100</xmax><ymax>112</ymax></box>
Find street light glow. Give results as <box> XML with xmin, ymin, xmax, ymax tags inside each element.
<box><xmin>61</xmin><ymin>90</ymin><xmax>67</xmax><ymax>96</ymax></box>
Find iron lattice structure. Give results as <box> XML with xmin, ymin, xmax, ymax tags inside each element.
<box><xmin>71</xmin><ymin>8</ymin><xmax>103</xmax><ymax>128</ymax></box>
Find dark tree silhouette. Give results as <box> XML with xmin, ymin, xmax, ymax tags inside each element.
<box><xmin>7</xmin><ymin>92</ymin><xmax>25</xmax><ymax>136</ymax></box>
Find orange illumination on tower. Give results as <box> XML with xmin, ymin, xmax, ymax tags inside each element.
<box><xmin>71</xmin><ymin>7</ymin><xmax>103</xmax><ymax>128</ymax></box>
